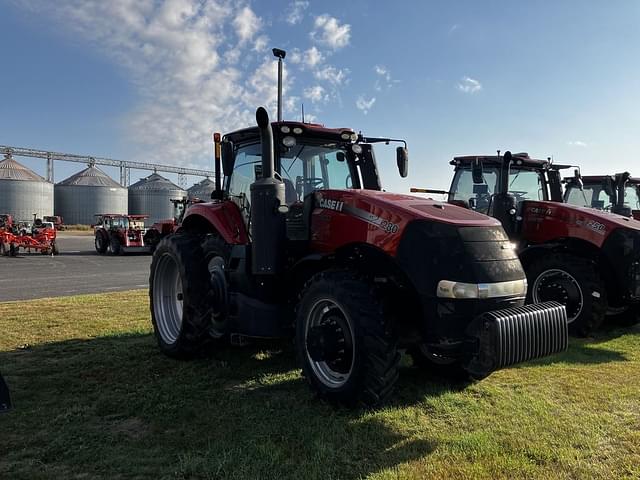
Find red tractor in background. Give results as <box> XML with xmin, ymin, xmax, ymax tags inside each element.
<box><xmin>148</xmin><ymin>98</ymin><xmax>568</xmax><ymax>407</ymax></box>
<box><xmin>564</xmin><ymin>172</ymin><xmax>640</xmax><ymax>221</ymax></box>
<box><xmin>414</xmin><ymin>152</ymin><xmax>640</xmax><ymax>336</ymax></box>
<box><xmin>94</xmin><ymin>214</ymin><xmax>150</xmax><ymax>255</ymax></box>
<box><xmin>43</xmin><ymin>215</ymin><xmax>66</xmax><ymax>231</ymax></box>
<box><xmin>144</xmin><ymin>197</ymin><xmax>204</xmax><ymax>252</ymax></box>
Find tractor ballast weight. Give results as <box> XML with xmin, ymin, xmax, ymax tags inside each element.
<box><xmin>250</xmin><ymin>106</ymin><xmax>286</xmax><ymax>275</ymax></box>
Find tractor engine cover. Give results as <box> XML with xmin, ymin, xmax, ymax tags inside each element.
<box><xmin>463</xmin><ymin>301</ymin><xmax>568</xmax><ymax>379</ymax></box>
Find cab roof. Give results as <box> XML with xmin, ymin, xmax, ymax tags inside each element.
<box><xmin>452</xmin><ymin>154</ymin><xmax>572</xmax><ymax>171</ymax></box>
<box><xmin>224</xmin><ymin>121</ymin><xmax>355</xmax><ymax>144</ymax></box>
<box><xmin>578</xmin><ymin>175</ymin><xmax>640</xmax><ymax>185</ymax></box>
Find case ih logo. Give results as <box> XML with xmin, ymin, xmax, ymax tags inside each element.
<box><xmin>528</xmin><ymin>206</ymin><xmax>553</xmax><ymax>216</ymax></box>
<box><xmin>318</xmin><ymin>198</ymin><xmax>344</xmax><ymax>212</ymax></box>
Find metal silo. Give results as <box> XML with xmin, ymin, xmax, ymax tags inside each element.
<box><xmin>128</xmin><ymin>173</ymin><xmax>186</xmax><ymax>225</ymax></box>
<box><xmin>0</xmin><ymin>153</ymin><xmax>53</xmax><ymax>222</ymax></box>
<box><xmin>55</xmin><ymin>165</ymin><xmax>127</xmax><ymax>225</ymax></box>
<box><xmin>187</xmin><ymin>177</ymin><xmax>216</xmax><ymax>201</ymax></box>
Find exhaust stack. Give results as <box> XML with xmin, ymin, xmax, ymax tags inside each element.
<box><xmin>250</xmin><ymin>107</ymin><xmax>286</xmax><ymax>275</ymax></box>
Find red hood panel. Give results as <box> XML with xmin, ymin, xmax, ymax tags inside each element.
<box><xmin>521</xmin><ymin>200</ymin><xmax>640</xmax><ymax>247</ymax></box>
<box><xmin>310</xmin><ymin>189</ymin><xmax>501</xmax><ymax>256</ymax></box>
<box><xmin>353</xmin><ymin>190</ymin><xmax>501</xmax><ymax>226</ymax></box>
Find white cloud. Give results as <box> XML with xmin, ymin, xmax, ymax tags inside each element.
<box><xmin>311</xmin><ymin>14</ymin><xmax>351</xmax><ymax>50</ymax></box>
<box><xmin>567</xmin><ymin>140</ymin><xmax>588</xmax><ymax>147</ymax></box>
<box><xmin>12</xmin><ymin>1</ymin><xmax>354</xmax><ymax>170</ymax></box>
<box><xmin>304</xmin><ymin>46</ymin><xmax>324</xmax><ymax>68</ymax></box>
<box><xmin>233</xmin><ymin>6</ymin><xmax>262</xmax><ymax>45</ymax></box>
<box><xmin>457</xmin><ymin>76</ymin><xmax>482</xmax><ymax>94</ymax></box>
<box><xmin>374</xmin><ymin>64</ymin><xmax>395</xmax><ymax>91</ymax></box>
<box><xmin>448</xmin><ymin>24</ymin><xmax>459</xmax><ymax>35</ymax></box>
<box><xmin>314</xmin><ymin>65</ymin><xmax>349</xmax><ymax>86</ymax></box>
<box><xmin>253</xmin><ymin>34</ymin><xmax>269</xmax><ymax>52</ymax></box>
<box><xmin>356</xmin><ymin>95</ymin><xmax>376</xmax><ymax>114</ymax></box>
<box><xmin>286</xmin><ymin>0</ymin><xmax>309</xmax><ymax>25</ymax></box>
<box><xmin>304</xmin><ymin>85</ymin><xmax>327</xmax><ymax>104</ymax></box>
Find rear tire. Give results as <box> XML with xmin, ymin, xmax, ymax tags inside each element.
<box><xmin>296</xmin><ymin>270</ymin><xmax>400</xmax><ymax>407</ymax></box>
<box><xmin>149</xmin><ymin>234</ymin><xmax>225</xmax><ymax>358</ymax></box>
<box><xmin>95</xmin><ymin>232</ymin><xmax>107</xmax><ymax>254</ymax></box>
<box><xmin>526</xmin><ymin>253</ymin><xmax>606</xmax><ymax>336</ymax></box>
<box><xmin>109</xmin><ymin>235</ymin><xmax>122</xmax><ymax>255</ymax></box>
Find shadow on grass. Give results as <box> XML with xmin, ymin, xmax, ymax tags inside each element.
<box><xmin>0</xmin><ymin>333</ymin><xmax>437</xmax><ymax>480</ymax></box>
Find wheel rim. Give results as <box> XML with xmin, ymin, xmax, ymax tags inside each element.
<box><xmin>532</xmin><ymin>268</ymin><xmax>583</xmax><ymax>323</ymax></box>
<box><xmin>153</xmin><ymin>252</ymin><xmax>184</xmax><ymax>344</ymax></box>
<box><xmin>305</xmin><ymin>298</ymin><xmax>355</xmax><ymax>388</ymax></box>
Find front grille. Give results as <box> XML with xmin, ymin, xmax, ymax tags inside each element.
<box><xmin>464</xmin><ymin>301</ymin><xmax>568</xmax><ymax>378</ymax></box>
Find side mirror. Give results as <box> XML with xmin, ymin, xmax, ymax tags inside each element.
<box><xmin>472</xmin><ymin>158</ymin><xmax>484</xmax><ymax>184</ymax></box>
<box><xmin>396</xmin><ymin>146</ymin><xmax>408</xmax><ymax>178</ymax></box>
<box><xmin>221</xmin><ymin>140</ymin><xmax>234</xmax><ymax>177</ymax></box>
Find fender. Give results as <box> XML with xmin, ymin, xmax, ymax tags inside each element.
<box><xmin>180</xmin><ymin>201</ymin><xmax>249</xmax><ymax>245</ymax></box>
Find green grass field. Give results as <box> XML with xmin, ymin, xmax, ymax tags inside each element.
<box><xmin>0</xmin><ymin>290</ymin><xmax>639</xmax><ymax>479</ymax></box>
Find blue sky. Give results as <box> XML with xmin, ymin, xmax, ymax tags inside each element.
<box><xmin>1</xmin><ymin>0</ymin><xmax>640</xmax><ymax>193</ymax></box>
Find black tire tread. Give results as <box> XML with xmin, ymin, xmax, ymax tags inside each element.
<box><xmin>526</xmin><ymin>252</ymin><xmax>606</xmax><ymax>336</ymax></box>
<box><xmin>296</xmin><ymin>269</ymin><xmax>400</xmax><ymax>407</ymax></box>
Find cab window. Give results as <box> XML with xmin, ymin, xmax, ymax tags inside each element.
<box><xmin>625</xmin><ymin>186</ymin><xmax>640</xmax><ymax>210</ymax></box>
<box><xmin>508</xmin><ymin>169</ymin><xmax>547</xmax><ymax>202</ymax></box>
<box><xmin>450</xmin><ymin>168</ymin><xmax>497</xmax><ymax>214</ymax></box>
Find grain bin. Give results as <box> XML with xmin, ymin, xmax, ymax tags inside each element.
<box><xmin>187</xmin><ymin>177</ymin><xmax>216</xmax><ymax>201</ymax></box>
<box><xmin>0</xmin><ymin>153</ymin><xmax>53</xmax><ymax>221</ymax></box>
<box><xmin>55</xmin><ymin>165</ymin><xmax>127</xmax><ymax>225</ymax></box>
<box><xmin>128</xmin><ymin>173</ymin><xmax>186</xmax><ymax>225</ymax></box>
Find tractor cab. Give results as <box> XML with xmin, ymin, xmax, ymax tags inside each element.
<box><xmin>565</xmin><ymin>173</ymin><xmax>640</xmax><ymax>220</ymax></box>
<box><xmin>447</xmin><ymin>153</ymin><xmax>571</xmax><ymax>235</ymax></box>
<box><xmin>206</xmin><ymin>119</ymin><xmax>407</xmax><ymax>244</ymax></box>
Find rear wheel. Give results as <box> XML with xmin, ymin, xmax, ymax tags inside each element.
<box><xmin>296</xmin><ymin>270</ymin><xmax>400</xmax><ymax>407</ymax></box>
<box><xmin>150</xmin><ymin>234</ymin><xmax>227</xmax><ymax>358</ymax></box>
<box><xmin>109</xmin><ymin>235</ymin><xmax>122</xmax><ymax>255</ymax></box>
<box><xmin>95</xmin><ymin>232</ymin><xmax>107</xmax><ymax>254</ymax></box>
<box><xmin>527</xmin><ymin>253</ymin><xmax>606</xmax><ymax>336</ymax></box>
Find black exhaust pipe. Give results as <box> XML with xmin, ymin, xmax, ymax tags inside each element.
<box><xmin>250</xmin><ymin>107</ymin><xmax>286</xmax><ymax>275</ymax></box>
<box><xmin>612</xmin><ymin>172</ymin><xmax>631</xmax><ymax>216</ymax></box>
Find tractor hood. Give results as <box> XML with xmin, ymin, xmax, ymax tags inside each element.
<box><xmin>310</xmin><ymin>189</ymin><xmax>504</xmax><ymax>257</ymax></box>
<box><xmin>521</xmin><ymin>200</ymin><xmax>640</xmax><ymax>248</ymax></box>
<box><xmin>340</xmin><ymin>190</ymin><xmax>502</xmax><ymax>227</ymax></box>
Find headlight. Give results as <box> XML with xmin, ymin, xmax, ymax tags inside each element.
<box><xmin>437</xmin><ymin>279</ymin><xmax>527</xmax><ymax>299</ymax></box>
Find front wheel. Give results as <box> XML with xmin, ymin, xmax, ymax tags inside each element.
<box><xmin>296</xmin><ymin>270</ymin><xmax>400</xmax><ymax>407</ymax></box>
<box><xmin>526</xmin><ymin>253</ymin><xmax>606</xmax><ymax>336</ymax></box>
<box><xmin>109</xmin><ymin>235</ymin><xmax>122</xmax><ymax>255</ymax></box>
<box><xmin>150</xmin><ymin>234</ymin><xmax>224</xmax><ymax>358</ymax></box>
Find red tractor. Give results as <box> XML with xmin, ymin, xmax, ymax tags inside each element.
<box><xmin>564</xmin><ymin>172</ymin><xmax>640</xmax><ymax>220</ymax></box>
<box><xmin>94</xmin><ymin>214</ymin><xmax>150</xmax><ymax>255</ymax></box>
<box><xmin>148</xmin><ymin>107</ymin><xmax>568</xmax><ymax>407</ymax></box>
<box><xmin>144</xmin><ymin>197</ymin><xmax>203</xmax><ymax>252</ymax></box>
<box><xmin>43</xmin><ymin>215</ymin><xmax>66</xmax><ymax>231</ymax></box>
<box><xmin>415</xmin><ymin>152</ymin><xmax>640</xmax><ymax>336</ymax></box>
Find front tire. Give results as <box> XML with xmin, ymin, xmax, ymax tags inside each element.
<box><xmin>109</xmin><ymin>235</ymin><xmax>122</xmax><ymax>255</ymax></box>
<box><xmin>527</xmin><ymin>253</ymin><xmax>606</xmax><ymax>336</ymax></box>
<box><xmin>150</xmin><ymin>234</ymin><xmax>224</xmax><ymax>358</ymax></box>
<box><xmin>296</xmin><ymin>270</ymin><xmax>400</xmax><ymax>407</ymax></box>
